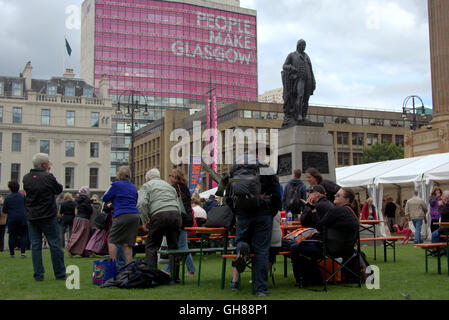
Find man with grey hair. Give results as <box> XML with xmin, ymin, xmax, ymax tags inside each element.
<box><xmin>137</xmin><ymin>168</ymin><xmax>182</xmax><ymax>280</ymax></box>
<box><xmin>405</xmin><ymin>190</ymin><xmax>428</xmax><ymax>244</ymax></box>
<box><xmin>22</xmin><ymin>153</ymin><xmax>65</xmax><ymax>281</ymax></box>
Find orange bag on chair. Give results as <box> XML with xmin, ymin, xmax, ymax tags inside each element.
<box><xmin>319</xmin><ymin>259</ymin><xmax>342</xmax><ymax>283</ymax></box>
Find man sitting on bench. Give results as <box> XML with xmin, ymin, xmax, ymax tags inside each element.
<box><xmin>290</xmin><ymin>187</ymin><xmax>359</xmax><ymax>287</ymax></box>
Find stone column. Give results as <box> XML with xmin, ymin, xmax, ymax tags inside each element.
<box><xmin>405</xmin><ymin>0</ymin><xmax>449</xmax><ymax>157</ymax></box>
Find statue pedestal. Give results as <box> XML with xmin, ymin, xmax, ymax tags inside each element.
<box><xmin>277</xmin><ymin>124</ymin><xmax>336</xmax><ymax>185</ymax></box>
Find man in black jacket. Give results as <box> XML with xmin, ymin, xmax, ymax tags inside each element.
<box><xmin>300</xmin><ymin>185</ymin><xmax>335</xmax><ymax>229</ymax></box>
<box><xmin>224</xmin><ymin>153</ymin><xmax>282</xmax><ymax>297</ymax></box>
<box><xmin>23</xmin><ymin>153</ymin><xmax>65</xmax><ymax>281</ymax></box>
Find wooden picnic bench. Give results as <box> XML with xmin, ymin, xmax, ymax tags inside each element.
<box><xmin>360</xmin><ymin>236</ymin><xmax>405</xmax><ymax>262</ymax></box>
<box><xmin>221</xmin><ymin>251</ymin><xmax>291</xmax><ymax>293</ymax></box>
<box><xmin>414</xmin><ymin>242</ymin><xmax>448</xmax><ymax>275</ymax></box>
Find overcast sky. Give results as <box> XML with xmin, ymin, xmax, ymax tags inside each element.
<box><xmin>0</xmin><ymin>0</ymin><xmax>432</xmax><ymax>111</ymax></box>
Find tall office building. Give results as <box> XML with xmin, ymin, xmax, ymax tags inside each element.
<box><xmin>81</xmin><ymin>0</ymin><xmax>258</xmax><ymax>108</ymax></box>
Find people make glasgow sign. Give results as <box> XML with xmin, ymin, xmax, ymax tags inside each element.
<box><xmin>172</xmin><ymin>12</ymin><xmax>254</xmax><ymax>65</ymax></box>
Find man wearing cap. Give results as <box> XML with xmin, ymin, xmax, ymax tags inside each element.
<box><xmin>300</xmin><ymin>185</ymin><xmax>334</xmax><ymax>228</ymax></box>
<box><xmin>290</xmin><ymin>184</ymin><xmax>335</xmax><ymax>287</ymax></box>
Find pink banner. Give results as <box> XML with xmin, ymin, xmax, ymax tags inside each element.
<box><xmin>212</xmin><ymin>92</ymin><xmax>218</xmax><ymax>188</ymax></box>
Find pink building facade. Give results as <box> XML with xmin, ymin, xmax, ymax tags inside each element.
<box><xmin>81</xmin><ymin>0</ymin><xmax>258</xmax><ymax>108</ymax></box>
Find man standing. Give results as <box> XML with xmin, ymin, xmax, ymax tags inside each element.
<box><xmin>225</xmin><ymin>153</ymin><xmax>282</xmax><ymax>297</ymax></box>
<box><xmin>405</xmin><ymin>190</ymin><xmax>428</xmax><ymax>244</ymax></box>
<box><xmin>22</xmin><ymin>153</ymin><xmax>65</xmax><ymax>281</ymax></box>
<box><xmin>384</xmin><ymin>196</ymin><xmax>397</xmax><ymax>233</ymax></box>
<box><xmin>282</xmin><ymin>39</ymin><xmax>316</xmax><ymax>126</ymax></box>
<box><xmin>137</xmin><ymin>168</ymin><xmax>182</xmax><ymax>278</ymax></box>
<box><xmin>283</xmin><ymin>169</ymin><xmax>307</xmax><ymax>220</ymax></box>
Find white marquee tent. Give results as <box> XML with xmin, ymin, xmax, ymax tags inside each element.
<box><xmin>336</xmin><ymin>152</ymin><xmax>449</xmax><ymax>238</ymax></box>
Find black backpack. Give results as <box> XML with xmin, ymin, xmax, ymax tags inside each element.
<box><xmin>101</xmin><ymin>259</ymin><xmax>171</xmax><ymax>289</ymax></box>
<box><xmin>229</xmin><ymin>165</ymin><xmax>262</xmax><ymax>210</ymax></box>
<box><xmin>285</xmin><ymin>182</ymin><xmax>305</xmax><ymax>214</ymax></box>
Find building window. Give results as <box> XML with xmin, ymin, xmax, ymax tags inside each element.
<box><xmin>91</xmin><ymin>112</ymin><xmax>100</xmax><ymax>127</ymax></box>
<box><xmin>11</xmin><ymin>163</ymin><xmax>20</xmax><ymax>182</ymax></box>
<box><xmin>84</xmin><ymin>87</ymin><xmax>93</xmax><ymax>98</ymax></box>
<box><xmin>0</xmin><ymin>81</ymin><xmax>4</xmax><ymax>95</ymax></box>
<box><xmin>0</xmin><ymin>106</ymin><xmax>3</xmax><ymax>122</ymax></box>
<box><xmin>65</xmin><ymin>86</ymin><xmax>75</xmax><ymax>97</ymax></box>
<box><xmin>12</xmin><ymin>81</ymin><xmax>23</xmax><ymax>97</ymax></box>
<box><xmin>89</xmin><ymin>168</ymin><xmax>99</xmax><ymax>189</ymax></box>
<box><xmin>12</xmin><ymin>133</ymin><xmax>21</xmax><ymax>152</ymax></box>
<box><xmin>337</xmin><ymin>132</ymin><xmax>349</xmax><ymax>145</ymax></box>
<box><xmin>13</xmin><ymin>107</ymin><xmax>22</xmax><ymax>124</ymax></box>
<box><xmin>66</xmin><ymin>111</ymin><xmax>75</xmax><ymax>126</ymax></box>
<box><xmin>41</xmin><ymin>109</ymin><xmax>50</xmax><ymax>125</ymax></box>
<box><xmin>40</xmin><ymin>140</ymin><xmax>50</xmax><ymax>155</ymax></box>
<box><xmin>65</xmin><ymin>167</ymin><xmax>75</xmax><ymax>189</ymax></box>
<box><xmin>47</xmin><ymin>84</ymin><xmax>57</xmax><ymax>95</ymax></box>
<box><xmin>352</xmin><ymin>133</ymin><xmax>364</xmax><ymax>146</ymax></box>
<box><xmin>353</xmin><ymin>153</ymin><xmax>363</xmax><ymax>165</ymax></box>
<box><xmin>65</xmin><ymin>141</ymin><xmax>75</xmax><ymax>157</ymax></box>
<box><xmin>395</xmin><ymin>135</ymin><xmax>404</xmax><ymax>147</ymax></box>
<box><xmin>366</xmin><ymin>133</ymin><xmax>378</xmax><ymax>146</ymax></box>
<box><xmin>381</xmin><ymin>134</ymin><xmax>392</xmax><ymax>144</ymax></box>
<box><xmin>338</xmin><ymin>152</ymin><xmax>350</xmax><ymax>166</ymax></box>
<box><xmin>90</xmin><ymin>142</ymin><xmax>99</xmax><ymax>158</ymax></box>
<box><xmin>243</xmin><ymin>110</ymin><xmax>252</xmax><ymax>118</ymax></box>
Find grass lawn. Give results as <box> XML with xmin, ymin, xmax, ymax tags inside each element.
<box><xmin>1</xmin><ymin>243</ymin><xmax>449</xmax><ymax>300</ymax></box>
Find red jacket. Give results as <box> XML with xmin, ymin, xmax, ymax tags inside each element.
<box><xmin>361</xmin><ymin>203</ymin><xmax>377</xmax><ymax>220</ymax></box>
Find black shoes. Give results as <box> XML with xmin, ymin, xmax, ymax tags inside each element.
<box><xmin>235</xmin><ymin>242</ymin><xmax>250</xmax><ymax>273</ymax></box>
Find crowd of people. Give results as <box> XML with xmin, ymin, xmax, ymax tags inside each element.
<box><xmin>1</xmin><ymin>151</ymin><xmax>449</xmax><ymax>296</ymax></box>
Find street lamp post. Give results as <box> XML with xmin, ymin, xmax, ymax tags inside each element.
<box><xmin>402</xmin><ymin>95</ymin><xmax>426</xmax><ymax>131</ymax></box>
<box><xmin>115</xmin><ymin>90</ymin><xmax>149</xmax><ymax>184</ymax></box>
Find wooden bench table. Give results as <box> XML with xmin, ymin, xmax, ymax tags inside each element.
<box><xmin>414</xmin><ymin>242</ymin><xmax>448</xmax><ymax>275</ymax></box>
<box><xmin>360</xmin><ymin>236</ymin><xmax>405</xmax><ymax>262</ymax></box>
<box><xmin>221</xmin><ymin>251</ymin><xmax>291</xmax><ymax>293</ymax></box>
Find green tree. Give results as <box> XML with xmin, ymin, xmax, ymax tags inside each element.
<box><xmin>362</xmin><ymin>142</ymin><xmax>404</xmax><ymax>164</ymax></box>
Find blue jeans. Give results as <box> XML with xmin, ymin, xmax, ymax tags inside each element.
<box><xmin>28</xmin><ymin>217</ymin><xmax>66</xmax><ymax>281</ymax></box>
<box><xmin>163</xmin><ymin>230</ymin><xmax>196</xmax><ymax>273</ymax></box>
<box><xmin>116</xmin><ymin>244</ymin><xmax>126</xmax><ymax>268</ymax></box>
<box><xmin>235</xmin><ymin>214</ymin><xmax>273</xmax><ymax>294</ymax></box>
<box><xmin>431</xmin><ymin>229</ymin><xmax>442</xmax><ymax>243</ymax></box>
<box><xmin>412</xmin><ymin>219</ymin><xmax>424</xmax><ymax>244</ymax></box>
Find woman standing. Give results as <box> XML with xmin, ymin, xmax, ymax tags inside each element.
<box><xmin>305</xmin><ymin>167</ymin><xmax>341</xmax><ymax>203</ymax></box>
<box><xmin>59</xmin><ymin>192</ymin><xmax>76</xmax><ymax>248</ymax></box>
<box><xmin>2</xmin><ymin>181</ymin><xmax>27</xmax><ymax>258</ymax></box>
<box><xmin>361</xmin><ymin>198</ymin><xmax>377</xmax><ymax>220</ymax></box>
<box><xmin>66</xmin><ymin>186</ymin><xmax>93</xmax><ymax>257</ymax></box>
<box><xmin>103</xmin><ymin>166</ymin><xmax>140</xmax><ymax>265</ymax></box>
<box><xmin>429</xmin><ymin>186</ymin><xmax>442</xmax><ymax>233</ymax></box>
<box><xmin>164</xmin><ymin>168</ymin><xmax>196</xmax><ymax>278</ymax></box>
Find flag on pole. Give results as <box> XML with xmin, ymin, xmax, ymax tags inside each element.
<box><xmin>65</xmin><ymin>38</ymin><xmax>72</xmax><ymax>56</ymax></box>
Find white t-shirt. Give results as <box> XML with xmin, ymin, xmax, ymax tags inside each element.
<box><xmin>192</xmin><ymin>205</ymin><xmax>207</xmax><ymax>219</ymax></box>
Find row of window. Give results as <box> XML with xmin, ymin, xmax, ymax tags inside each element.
<box><xmin>333</xmin><ymin>132</ymin><xmax>404</xmax><ymax>147</ymax></box>
<box><xmin>239</xmin><ymin>109</ymin><xmax>420</xmax><ymax>129</ymax></box>
<box><xmin>46</xmin><ymin>84</ymin><xmax>93</xmax><ymax>98</ymax></box>
<box><xmin>0</xmin><ymin>81</ymin><xmax>94</xmax><ymax>98</ymax></box>
<box><xmin>0</xmin><ymin>106</ymin><xmax>100</xmax><ymax>127</ymax></box>
<box><xmin>0</xmin><ymin>132</ymin><xmax>100</xmax><ymax>157</ymax></box>
<box><xmin>3</xmin><ymin>163</ymin><xmax>99</xmax><ymax>189</ymax></box>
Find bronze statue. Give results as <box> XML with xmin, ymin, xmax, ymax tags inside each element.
<box><xmin>281</xmin><ymin>39</ymin><xmax>316</xmax><ymax>127</ymax></box>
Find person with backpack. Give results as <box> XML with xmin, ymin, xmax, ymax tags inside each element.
<box><xmin>283</xmin><ymin>169</ymin><xmax>307</xmax><ymax>219</ymax></box>
<box><xmin>305</xmin><ymin>167</ymin><xmax>340</xmax><ymax>203</ymax></box>
<box><xmin>224</xmin><ymin>150</ymin><xmax>282</xmax><ymax>297</ymax></box>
